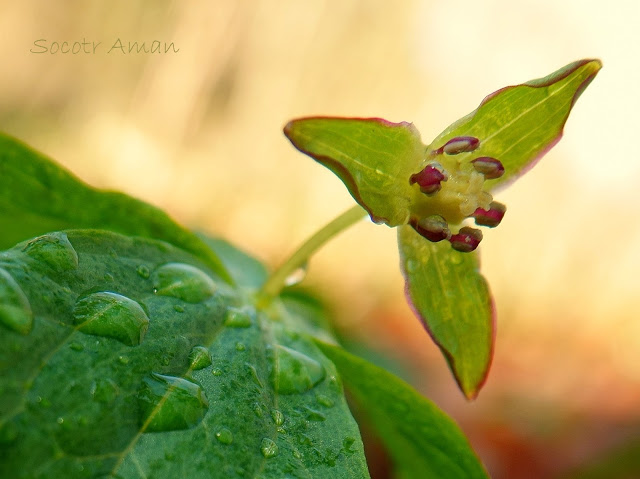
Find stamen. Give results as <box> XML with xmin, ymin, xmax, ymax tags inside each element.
<box><xmin>410</xmin><ymin>163</ymin><xmax>447</xmax><ymax>195</ymax></box>
<box><xmin>410</xmin><ymin>215</ymin><xmax>450</xmax><ymax>243</ymax></box>
<box><xmin>471</xmin><ymin>157</ymin><xmax>505</xmax><ymax>179</ymax></box>
<box><xmin>440</xmin><ymin>136</ymin><xmax>480</xmax><ymax>155</ymax></box>
<box><xmin>449</xmin><ymin>227</ymin><xmax>483</xmax><ymax>252</ymax></box>
<box><xmin>472</xmin><ymin>202</ymin><xmax>506</xmax><ymax>227</ymax></box>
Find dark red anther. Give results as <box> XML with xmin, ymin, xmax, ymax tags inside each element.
<box><xmin>449</xmin><ymin>227</ymin><xmax>483</xmax><ymax>253</ymax></box>
<box><xmin>409</xmin><ymin>164</ymin><xmax>447</xmax><ymax>195</ymax></box>
<box><xmin>471</xmin><ymin>157</ymin><xmax>505</xmax><ymax>179</ymax></box>
<box><xmin>473</xmin><ymin>201</ymin><xmax>506</xmax><ymax>227</ymax></box>
<box><xmin>438</xmin><ymin>136</ymin><xmax>480</xmax><ymax>155</ymax></box>
<box><xmin>410</xmin><ymin>215</ymin><xmax>450</xmax><ymax>243</ymax></box>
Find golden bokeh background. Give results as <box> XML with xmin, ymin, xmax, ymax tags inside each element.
<box><xmin>1</xmin><ymin>1</ymin><xmax>639</xmax><ymax>477</ymax></box>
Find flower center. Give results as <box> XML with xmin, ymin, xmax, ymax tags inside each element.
<box><xmin>408</xmin><ymin>136</ymin><xmax>506</xmax><ymax>252</ymax></box>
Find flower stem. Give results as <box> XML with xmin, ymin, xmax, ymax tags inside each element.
<box><xmin>258</xmin><ymin>205</ymin><xmax>367</xmax><ymax>302</ymax></box>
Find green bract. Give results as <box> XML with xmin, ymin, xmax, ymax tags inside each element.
<box><xmin>285</xmin><ymin>59</ymin><xmax>602</xmax><ymax>398</ymax></box>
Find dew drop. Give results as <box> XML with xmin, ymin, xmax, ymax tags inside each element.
<box><xmin>253</xmin><ymin>403</ymin><xmax>264</xmax><ymax>418</ymax></box>
<box><xmin>224</xmin><ymin>307</ymin><xmax>253</xmax><ymax>328</ymax></box>
<box><xmin>173</xmin><ymin>304</ymin><xmax>185</xmax><ymax>313</ymax></box>
<box><xmin>103</xmin><ymin>273</ymin><xmax>114</xmax><ymax>282</ymax></box>
<box><xmin>235</xmin><ymin>342</ymin><xmax>246</xmax><ymax>352</ymax></box>
<box><xmin>69</xmin><ymin>341</ymin><xmax>84</xmax><ymax>352</ymax></box>
<box><xmin>136</xmin><ymin>265</ymin><xmax>151</xmax><ymax>279</ymax></box>
<box><xmin>73</xmin><ymin>292</ymin><xmax>149</xmax><ymax>346</ymax></box>
<box><xmin>91</xmin><ymin>378</ymin><xmax>119</xmax><ymax>404</ymax></box>
<box><xmin>189</xmin><ymin>346</ymin><xmax>212</xmax><ymax>370</ymax></box>
<box><xmin>343</xmin><ymin>436</ymin><xmax>356</xmax><ymax>452</ymax></box>
<box><xmin>272</xmin><ymin>345</ymin><xmax>325</xmax><ymax>394</ymax></box>
<box><xmin>284</xmin><ymin>263</ymin><xmax>308</xmax><ymax>287</ymax></box>
<box><xmin>21</xmin><ymin>232</ymin><xmax>78</xmax><ymax>272</ymax></box>
<box><xmin>215</xmin><ymin>428</ymin><xmax>233</xmax><ymax>444</ymax></box>
<box><xmin>316</xmin><ymin>394</ymin><xmax>334</xmax><ymax>408</ymax></box>
<box><xmin>0</xmin><ymin>268</ymin><xmax>34</xmax><ymax>335</ymax></box>
<box><xmin>138</xmin><ymin>373</ymin><xmax>209</xmax><ymax>432</ymax></box>
<box><xmin>271</xmin><ymin>409</ymin><xmax>284</xmax><ymax>426</ymax></box>
<box><xmin>118</xmin><ymin>355</ymin><xmax>130</xmax><ymax>365</ymax></box>
<box><xmin>151</xmin><ymin>263</ymin><xmax>216</xmax><ymax>303</ymax></box>
<box><xmin>292</xmin><ymin>449</ymin><xmax>303</xmax><ymax>460</ymax></box>
<box><xmin>260</xmin><ymin>438</ymin><xmax>279</xmax><ymax>458</ymax></box>
<box><xmin>211</xmin><ymin>368</ymin><xmax>223</xmax><ymax>376</ymax></box>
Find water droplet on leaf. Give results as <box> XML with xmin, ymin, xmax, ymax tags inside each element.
<box><xmin>272</xmin><ymin>345</ymin><xmax>325</xmax><ymax>394</ymax></box>
<box><xmin>271</xmin><ymin>409</ymin><xmax>284</xmax><ymax>426</ymax></box>
<box><xmin>118</xmin><ymin>355</ymin><xmax>130</xmax><ymax>365</ymax></box>
<box><xmin>224</xmin><ymin>307</ymin><xmax>253</xmax><ymax>328</ymax></box>
<box><xmin>215</xmin><ymin>428</ymin><xmax>233</xmax><ymax>444</ymax></box>
<box><xmin>138</xmin><ymin>373</ymin><xmax>209</xmax><ymax>432</ymax></box>
<box><xmin>69</xmin><ymin>341</ymin><xmax>84</xmax><ymax>352</ymax></box>
<box><xmin>235</xmin><ymin>342</ymin><xmax>246</xmax><ymax>352</ymax></box>
<box><xmin>0</xmin><ymin>268</ymin><xmax>34</xmax><ymax>335</ymax></box>
<box><xmin>151</xmin><ymin>263</ymin><xmax>216</xmax><ymax>303</ymax></box>
<box><xmin>343</xmin><ymin>436</ymin><xmax>356</xmax><ymax>452</ymax></box>
<box><xmin>284</xmin><ymin>263</ymin><xmax>308</xmax><ymax>287</ymax></box>
<box><xmin>211</xmin><ymin>368</ymin><xmax>223</xmax><ymax>376</ymax></box>
<box><xmin>316</xmin><ymin>394</ymin><xmax>334</xmax><ymax>408</ymax></box>
<box><xmin>189</xmin><ymin>346</ymin><xmax>212</xmax><ymax>370</ymax></box>
<box><xmin>22</xmin><ymin>232</ymin><xmax>78</xmax><ymax>272</ymax></box>
<box><xmin>73</xmin><ymin>292</ymin><xmax>149</xmax><ymax>346</ymax></box>
<box><xmin>173</xmin><ymin>304</ymin><xmax>185</xmax><ymax>313</ymax></box>
<box><xmin>136</xmin><ymin>264</ymin><xmax>150</xmax><ymax>279</ymax></box>
<box><xmin>260</xmin><ymin>438</ymin><xmax>278</xmax><ymax>458</ymax></box>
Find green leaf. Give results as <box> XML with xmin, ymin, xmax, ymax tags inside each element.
<box><xmin>0</xmin><ymin>230</ymin><xmax>369</xmax><ymax>478</ymax></box>
<box><xmin>398</xmin><ymin>225</ymin><xmax>493</xmax><ymax>399</ymax></box>
<box><xmin>428</xmin><ymin>59</ymin><xmax>602</xmax><ymax>189</ymax></box>
<box><xmin>284</xmin><ymin>117</ymin><xmax>426</xmax><ymax>226</ymax></box>
<box><xmin>316</xmin><ymin>341</ymin><xmax>489</xmax><ymax>479</ymax></box>
<box><xmin>0</xmin><ymin>133</ymin><xmax>232</xmax><ymax>283</ymax></box>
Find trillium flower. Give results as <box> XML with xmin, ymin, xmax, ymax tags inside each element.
<box><xmin>284</xmin><ymin>59</ymin><xmax>601</xmax><ymax>398</ymax></box>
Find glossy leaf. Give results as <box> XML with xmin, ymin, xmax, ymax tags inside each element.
<box><xmin>316</xmin><ymin>341</ymin><xmax>489</xmax><ymax>479</ymax></box>
<box><xmin>398</xmin><ymin>226</ymin><xmax>493</xmax><ymax>399</ymax></box>
<box><xmin>0</xmin><ymin>230</ymin><xmax>369</xmax><ymax>479</ymax></box>
<box><xmin>284</xmin><ymin>117</ymin><xmax>425</xmax><ymax>226</ymax></box>
<box><xmin>0</xmin><ymin>133</ymin><xmax>232</xmax><ymax>283</ymax></box>
<box><xmin>428</xmin><ymin>59</ymin><xmax>602</xmax><ymax>189</ymax></box>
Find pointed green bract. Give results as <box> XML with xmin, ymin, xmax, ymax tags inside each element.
<box><xmin>317</xmin><ymin>341</ymin><xmax>490</xmax><ymax>479</ymax></box>
<box><xmin>0</xmin><ymin>133</ymin><xmax>232</xmax><ymax>284</ymax></box>
<box><xmin>284</xmin><ymin>117</ymin><xmax>426</xmax><ymax>226</ymax></box>
<box><xmin>398</xmin><ymin>225</ymin><xmax>494</xmax><ymax>399</ymax></box>
<box><xmin>0</xmin><ymin>230</ymin><xmax>369</xmax><ymax>479</ymax></box>
<box><xmin>428</xmin><ymin>59</ymin><xmax>602</xmax><ymax>189</ymax></box>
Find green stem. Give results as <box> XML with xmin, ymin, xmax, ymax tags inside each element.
<box><xmin>258</xmin><ymin>205</ymin><xmax>367</xmax><ymax>301</ymax></box>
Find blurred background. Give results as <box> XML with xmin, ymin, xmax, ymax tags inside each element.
<box><xmin>1</xmin><ymin>1</ymin><xmax>639</xmax><ymax>477</ymax></box>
